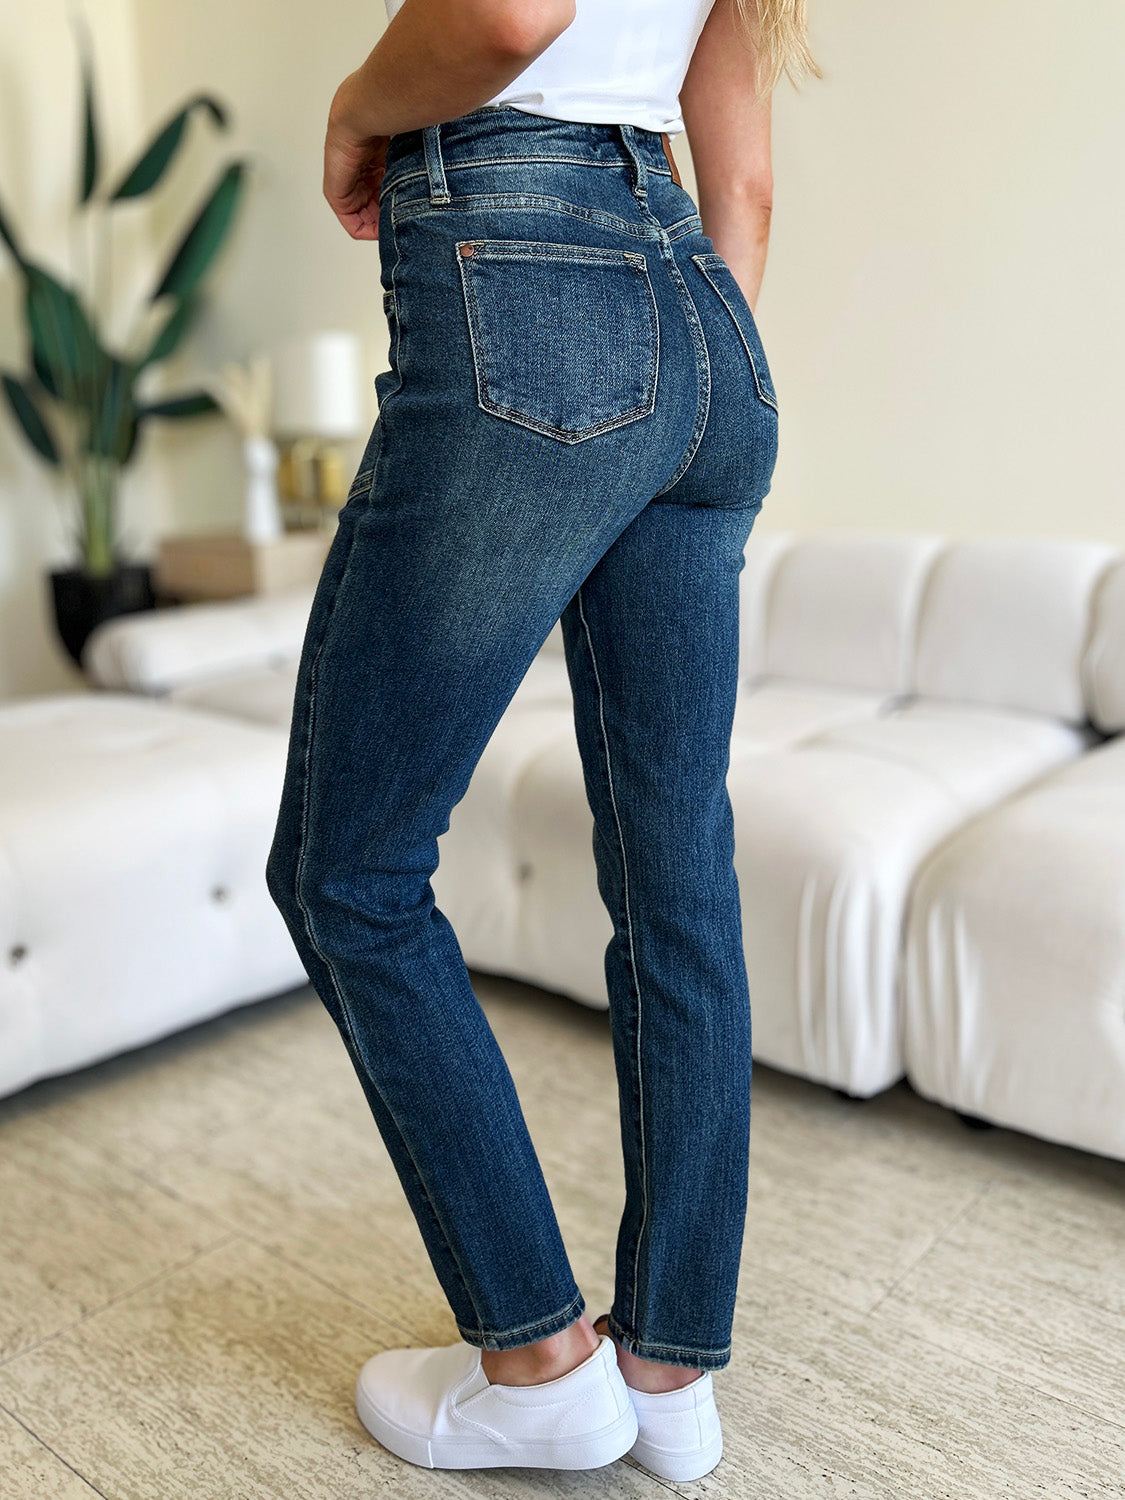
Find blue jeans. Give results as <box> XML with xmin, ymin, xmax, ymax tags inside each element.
<box><xmin>266</xmin><ymin>105</ymin><xmax>778</xmax><ymax>1371</ymax></box>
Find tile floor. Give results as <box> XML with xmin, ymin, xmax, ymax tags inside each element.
<box><xmin>1</xmin><ymin>974</ymin><xmax>1122</xmax><ymax>1499</ymax></box>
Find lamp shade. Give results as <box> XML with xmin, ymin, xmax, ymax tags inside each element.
<box><xmin>271</xmin><ymin>330</ymin><xmax>364</xmax><ymax>438</ymax></box>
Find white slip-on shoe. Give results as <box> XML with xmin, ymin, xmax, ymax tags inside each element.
<box><xmin>626</xmin><ymin>1372</ymin><xmax>723</xmax><ymax>1483</ymax></box>
<box><xmin>354</xmin><ymin>1332</ymin><xmax>639</xmax><ymax>1470</ymax></box>
<box><xmin>593</xmin><ymin>1313</ymin><xmax>724</xmax><ymax>1482</ymax></box>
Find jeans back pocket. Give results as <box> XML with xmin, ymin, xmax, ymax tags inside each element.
<box><xmin>691</xmin><ymin>253</ymin><xmax>778</xmax><ymax>413</ymax></box>
<box><xmin>457</xmin><ymin>239</ymin><xmax>659</xmax><ymax>444</ymax></box>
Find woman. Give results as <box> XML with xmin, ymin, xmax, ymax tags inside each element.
<box><xmin>266</xmin><ymin>0</ymin><xmax>817</xmax><ymax>1479</ymax></box>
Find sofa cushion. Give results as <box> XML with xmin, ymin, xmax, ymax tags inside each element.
<box><xmin>170</xmin><ymin>663</ymin><xmax>300</xmax><ymax>727</ymax></box>
<box><xmin>727</xmin><ymin>740</ymin><xmax>965</xmax><ymax>1096</ymax></box>
<box><xmin>903</xmin><ymin>734</ymin><xmax>1125</xmax><ymax>1160</ymax></box>
<box><xmin>507</xmin><ymin>735</ymin><xmax>612</xmax><ymax>1007</ymax></box>
<box><xmin>815</xmin><ymin>701</ymin><xmax>1092</xmax><ymax>809</ymax></box>
<box><xmin>731</xmin><ymin>681</ymin><xmax>890</xmax><ymax>752</ymax></box>
<box><xmin>739</xmin><ymin>529</ymin><xmax>796</xmax><ymax>683</ymax></box>
<box><xmin>724</xmin><ymin>689</ymin><xmax>1087</xmax><ymax>1098</ymax></box>
<box><xmin>83</xmin><ymin>586</ymin><xmax>315</xmax><ymax>694</ymax></box>
<box><xmin>505</xmin><ymin>649</ymin><xmax>571</xmax><ymax>707</ymax></box>
<box><xmin>0</xmin><ymin>693</ymin><xmax>304</xmax><ymax>1098</ymax></box>
<box><xmin>539</xmin><ymin>617</ymin><xmax>566</xmax><ymax>657</ymax></box>
<box><xmin>435</xmin><ymin>702</ymin><xmax>578</xmax><ymax>979</ymax></box>
<box><xmin>912</xmin><ymin>539</ymin><xmax>1117</xmax><ymax>721</ymax></box>
<box><xmin>1082</xmin><ymin>557</ymin><xmax>1125</xmax><ymax>734</ymax></box>
<box><xmin>761</xmin><ymin>533</ymin><xmax>944</xmax><ymax>694</ymax></box>
<box><xmin>433</xmin><ymin>654</ymin><xmax>575</xmax><ymax>975</ymax></box>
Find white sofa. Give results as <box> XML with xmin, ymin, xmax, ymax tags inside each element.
<box><xmin>903</xmin><ymin>552</ymin><xmax>1125</xmax><ymax>1160</ymax></box>
<box><xmin>20</xmin><ymin>530</ymin><xmax>1125</xmax><ymax>1162</ymax></box>
<box><xmin>0</xmin><ymin>692</ymin><xmax>306</xmax><ymax>1098</ymax></box>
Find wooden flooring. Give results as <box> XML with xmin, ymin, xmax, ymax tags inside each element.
<box><xmin>1</xmin><ymin>974</ymin><xmax>1122</xmax><ymax>1499</ymax></box>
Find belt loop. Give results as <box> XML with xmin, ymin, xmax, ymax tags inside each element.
<box><xmin>617</xmin><ymin>123</ymin><xmax>648</xmax><ymax>201</ymax></box>
<box><xmin>422</xmin><ymin>123</ymin><xmax>450</xmax><ymax>204</ymax></box>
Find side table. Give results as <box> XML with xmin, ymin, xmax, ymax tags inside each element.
<box><xmin>155</xmin><ymin>529</ymin><xmax>332</xmax><ymax>603</ymax></box>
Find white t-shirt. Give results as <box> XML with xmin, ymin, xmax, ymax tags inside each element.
<box><xmin>382</xmin><ymin>0</ymin><xmax>717</xmax><ymax>137</ymax></box>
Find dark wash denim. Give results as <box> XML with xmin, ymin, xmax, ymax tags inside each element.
<box><xmin>266</xmin><ymin>105</ymin><xmax>779</xmax><ymax>1370</ymax></box>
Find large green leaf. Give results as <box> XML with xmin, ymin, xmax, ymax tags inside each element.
<box><xmin>89</xmin><ymin>357</ymin><xmax>136</xmax><ymax>462</ymax></box>
<box><xmin>24</xmin><ymin>264</ymin><xmax>105</xmax><ymax>404</ymax></box>
<box><xmin>138</xmin><ymin>390</ymin><xmax>219</xmax><ymax>419</ymax></box>
<box><xmin>0</xmin><ymin>188</ymin><xmax>22</xmax><ymax>263</ymax></box>
<box><xmin>117</xmin><ymin>412</ymin><xmax>141</xmax><ymax>465</ymax></box>
<box><xmin>139</xmin><ymin>294</ymin><xmax>200</xmax><ymax>368</ymax></box>
<box><xmin>150</xmin><ymin>160</ymin><xmax>246</xmax><ymax>302</ymax></box>
<box><xmin>109</xmin><ymin>95</ymin><xmax>229</xmax><ymax>201</ymax></box>
<box><xmin>32</xmin><ymin>345</ymin><xmax>60</xmax><ymax>399</ymax></box>
<box><xmin>1</xmin><ymin>372</ymin><xmax>61</xmax><ymax>465</ymax></box>
<box><xmin>78</xmin><ymin>32</ymin><xmax>100</xmax><ymax>204</ymax></box>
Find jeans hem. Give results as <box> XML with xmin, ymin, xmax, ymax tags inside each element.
<box><xmin>607</xmin><ymin>1312</ymin><xmax>731</xmax><ymax>1371</ymax></box>
<box><xmin>457</xmin><ymin>1290</ymin><xmax>586</xmax><ymax>1352</ymax></box>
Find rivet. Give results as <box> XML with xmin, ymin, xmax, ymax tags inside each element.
<box><xmin>459</xmin><ymin>242</ymin><xmax>476</xmax><ymax>257</ymax></box>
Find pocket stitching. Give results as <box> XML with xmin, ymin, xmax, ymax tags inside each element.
<box><xmin>692</xmin><ymin>253</ymin><xmax>778</xmax><ymax>413</ymax></box>
<box><xmin>457</xmin><ymin>239</ymin><xmax>660</xmax><ymax>443</ymax></box>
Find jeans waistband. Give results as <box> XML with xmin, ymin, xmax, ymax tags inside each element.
<box><xmin>381</xmin><ymin>105</ymin><xmax>674</xmax><ymax>204</ymax></box>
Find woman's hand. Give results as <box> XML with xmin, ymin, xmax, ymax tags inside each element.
<box><xmin>319</xmin><ymin>1</ymin><xmax>577</xmax><ymax>241</ymax></box>
<box><xmin>324</xmin><ymin>75</ymin><xmax>389</xmax><ymax>241</ymax></box>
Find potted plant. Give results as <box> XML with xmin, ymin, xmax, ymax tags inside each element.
<box><xmin>0</xmin><ymin>20</ymin><xmax>248</xmax><ymax>665</ymax></box>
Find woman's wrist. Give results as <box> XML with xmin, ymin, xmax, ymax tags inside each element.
<box><xmin>330</xmin><ymin>68</ymin><xmax>386</xmax><ymax>144</ymax></box>
<box><xmin>699</xmin><ymin>188</ymin><xmax>772</xmax><ymax>312</ymax></box>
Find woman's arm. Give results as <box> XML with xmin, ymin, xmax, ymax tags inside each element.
<box><xmin>335</xmin><ymin>0</ymin><xmax>575</xmax><ymax>140</ymax></box>
<box><xmin>679</xmin><ymin>0</ymin><xmax>774</xmax><ymax>311</ymax></box>
<box><xmin>326</xmin><ymin>0</ymin><xmax>575</xmax><ymax>238</ymax></box>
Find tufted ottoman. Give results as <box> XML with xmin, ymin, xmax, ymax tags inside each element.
<box><xmin>0</xmin><ymin>692</ymin><xmax>307</xmax><ymax>1099</ymax></box>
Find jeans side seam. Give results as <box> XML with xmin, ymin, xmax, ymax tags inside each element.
<box><xmin>576</xmin><ymin>583</ymin><xmax>649</xmax><ymax>1337</ymax></box>
<box><xmin>381</xmin><ymin>191</ymin><xmax>405</xmax><ymax>406</ymax></box>
<box><xmin>289</xmin><ymin>518</ymin><xmax>485</xmax><ymax>1339</ymax></box>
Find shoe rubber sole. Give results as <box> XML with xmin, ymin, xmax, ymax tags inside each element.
<box><xmin>355</xmin><ymin>1377</ymin><xmax>639</xmax><ymax>1470</ymax></box>
<box><xmin>629</xmin><ymin>1428</ymin><xmax>724</xmax><ymax>1483</ymax></box>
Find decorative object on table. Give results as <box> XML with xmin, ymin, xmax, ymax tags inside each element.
<box><xmin>200</xmin><ymin>354</ymin><xmax>282</xmax><ymax>543</ymax></box>
<box><xmin>0</xmin><ymin>16</ymin><xmax>247</xmax><ymax>664</ymax></box>
<box><xmin>158</xmin><ymin>349</ymin><xmax>336</xmax><ymax>602</ymax></box>
<box><xmin>271</xmin><ymin>330</ymin><xmax>364</xmax><ymax>529</ymax></box>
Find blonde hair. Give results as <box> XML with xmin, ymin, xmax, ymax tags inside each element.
<box><xmin>732</xmin><ymin>0</ymin><xmax>822</xmax><ymax>96</ymax></box>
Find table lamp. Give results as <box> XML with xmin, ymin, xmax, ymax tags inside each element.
<box><xmin>271</xmin><ymin>331</ymin><xmax>365</xmax><ymax>528</ymax></box>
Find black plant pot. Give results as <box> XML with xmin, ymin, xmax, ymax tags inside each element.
<box><xmin>49</xmin><ymin>561</ymin><xmax>157</xmax><ymax>668</ymax></box>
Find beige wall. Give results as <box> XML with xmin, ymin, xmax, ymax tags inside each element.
<box><xmin>756</xmin><ymin>0</ymin><xmax>1125</xmax><ymax>545</ymax></box>
<box><xmin>3</xmin><ymin>1</ymin><xmax>1123</xmax><ymax>698</ymax></box>
<box><xmin>130</xmin><ymin>0</ymin><xmax>388</xmax><ymax>539</ymax></box>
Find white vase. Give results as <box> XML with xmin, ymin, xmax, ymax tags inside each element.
<box><xmin>242</xmin><ymin>435</ymin><xmax>283</xmax><ymax>543</ymax></box>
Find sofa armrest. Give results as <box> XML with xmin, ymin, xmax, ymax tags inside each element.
<box><xmin>82</xmin><ymin>586</ymin><xmax>316</xmax><ymax>693</ymax></box>
<box><xmin>1083</xmin><ymin>557</ymin><xmax>1125</xmax><ymax>734</ymax></box>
